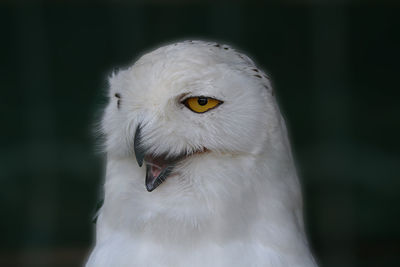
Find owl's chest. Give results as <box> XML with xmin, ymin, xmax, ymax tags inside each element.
<box><xmin>87</xmin><ymin>236</ymin><xmax>286</xmax><ymax>267</ymax></box>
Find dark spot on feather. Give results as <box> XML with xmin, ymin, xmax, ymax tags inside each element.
<box><xmin>254</xmin><ymin>74</ymin><xmax>262</xmax><ymax>79</ymax></box>
<box><xmin>263</xmin><ymin>85</ymin><xmax>274</xmax><ymax>96</ymax></box>
<box><xmin>115</xmin><ymin>93</ymin><xmax>121</xmax><ymax>109</ymax></box>
<box><xmin>224</xmin><ymin>47</ymin><xmax>229</xmax><ymax>50</ymax></box>
<box><xmin>253</xmin><ymin>68</ymin><xmax>259</xmax><ymax>72</ymax></box>
<box><xmin>214</xmin><ymin>44</ymin><xmax>221</xmax><ymax>47</ymax></box>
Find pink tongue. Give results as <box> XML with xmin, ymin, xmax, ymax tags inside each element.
<box><xmin>151</xmin><ymin>165</ymin><xmax>162</xmax><ymax>178</ymax></box>
<box><xmin>146</xmin><ymin>155</ymin><xmax>171</xmax><ymax>178</ymax></box>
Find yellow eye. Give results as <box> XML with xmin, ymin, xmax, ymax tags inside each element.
<box><xmin>182</xmin><ymin>96</ymin><xmax>223</xmax><ymax>113</ymax></box>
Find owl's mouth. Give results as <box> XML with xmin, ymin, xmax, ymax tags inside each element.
<box><xmin>143</xmin><ymin>153</ymin><xmax>185</xmax><ymax>192</ymax></box>
<box><xmin>134</xmin><ymin>124</ymin><xmax>198</xmax><ymax>192</ymax></box>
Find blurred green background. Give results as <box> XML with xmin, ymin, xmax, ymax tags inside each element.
<box><xmin>1</xmin><ymin>1</ymin><xmax>399</xmax><ymax>266</ymax></box>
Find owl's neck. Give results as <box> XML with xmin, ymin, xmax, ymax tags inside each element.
<box><xmin>91</xmin><ymin>151</ymin><xmax>318</xmax><ymax>266</ymax></box>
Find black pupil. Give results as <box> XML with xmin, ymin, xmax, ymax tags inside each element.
<box><xmin>197</xmin><ymin>97</ymin><xmax>208</xmax><ymax>106</ymax></box>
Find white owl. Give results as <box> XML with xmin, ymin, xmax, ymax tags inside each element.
<box><xmin>86</xmin><ymin>40</ymin><xmax>318</xmax><ymax>267</ymax></box>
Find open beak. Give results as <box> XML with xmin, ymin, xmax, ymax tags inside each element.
<box><xmin>134</xmin><ymin>124</ymin><xmax>182</xmax><ymax>192</ymax></box>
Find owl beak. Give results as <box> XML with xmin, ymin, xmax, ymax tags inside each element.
<box><xmin>145</xmin><ymin>162</ymin><xmax>175</xmax><ymax>192</ymax></box>
<box><xmin>134</xmin><ymin>124</ymin><xmax>145</xmax><ymax>167</ymax></box>
<box><xmin>134</xmin><ymin>124</ymin><xmax>180</xmax><ymax>192</ymax></box>
<box><xmin>134</xmin><ymin>125</ymin><xmax>208</xmax><ymax>192</ymax></box>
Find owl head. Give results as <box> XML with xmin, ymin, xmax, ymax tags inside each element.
<box><xmin>101</xmin><ymin>41</ymin><xmax>284</xmax><ymax>193</ymax></box>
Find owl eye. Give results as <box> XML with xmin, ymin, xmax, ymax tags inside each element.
<box><xmin>182</xmin><ymin>96</ymin><xmax>223</xmax><ymax>113</ymax></box>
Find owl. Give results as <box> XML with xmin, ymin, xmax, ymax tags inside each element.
<box><xmin>86</xmin><ymin>40</ymin><xmax>318</xmax><ymax>267</ymax></box>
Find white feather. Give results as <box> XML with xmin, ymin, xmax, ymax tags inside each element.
<box><xmin>86</xmin><ymin>40</ymin><xmax>317</xmax><ymax>267</ymax></box>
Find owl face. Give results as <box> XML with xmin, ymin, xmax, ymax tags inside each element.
<box><xmin>101</xmin><ymin>41</ymin><xmax>276</xmax><ymax>192</ymax></box>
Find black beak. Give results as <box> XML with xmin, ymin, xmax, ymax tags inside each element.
<box><xmin>145</xmin><ymin>164</ymin><xmax>174</xmax><ymax>192</ymax></box>
<box><xmin>134</xmin><ymin>123</ymin><xmax>181</xmax><ymax>192</ymax></box>
<box><xmin>134</xmin><ymin>124</ymin><xmax>145</xmax><ymax>167</ymax></box>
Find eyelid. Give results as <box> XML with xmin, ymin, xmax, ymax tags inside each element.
<box><xmin>180</xmin><ymin>95</ymin><xmax>221</xmax><ymax>103</ymax></box>
<box><xmin>178</xmin><ymin>93</ymin><xmax>191</xmax><ymax>103</ymax></box>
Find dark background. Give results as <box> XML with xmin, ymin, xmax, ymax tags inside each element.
<box><xmin>1</xmin><ymin>1</ymin><xmax>399</xmax><ymax>266</ymax></box>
